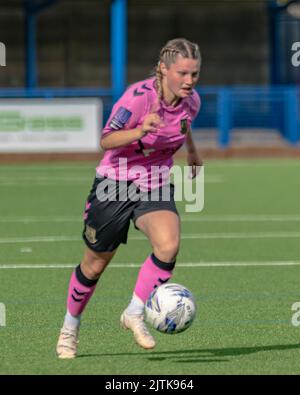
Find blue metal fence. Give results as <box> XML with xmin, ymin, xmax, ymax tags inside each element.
<box><xmin>0</xmin><ymin>85</ymin><xmax>299</xmax><ymax>147</ymax></box>
<box><xmin>194</xmin><ymin>86</ymin><xmax>300</xmax><ymax>147</ymax></box>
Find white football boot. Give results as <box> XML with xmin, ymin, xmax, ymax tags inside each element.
<box><xmin>120</xmin><ymin>310</ymin><xmax>156</xmax><ymax>349</ymax></box>
<box><xmin>56</xmin><ymin>326</ymin><xmax>79</xmax><ymax>359</ymax></box>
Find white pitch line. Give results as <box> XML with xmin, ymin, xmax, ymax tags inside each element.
<box><xmin>0</xmin><ymin>165</ymin><xmax>93</xmax><ymax>171</ymax></box>
<box><xmin>0</xmin><ymin>181</ymin><xmax>219</xmax><ymax>187</ymax></box>
<box><xmin>0</xmin><ymin>176</ymin><xmax>222</xmax><ymax>186</ymax></box>
<box><xmin>1</xmin><ymin>214</ymin><xmax>300</xmax><ymax>224</ymax></box>
<box><xmin>0</xmin><ymin>217</ymin><xmax>82</xmax><ymax>223</ymax></box>
<box><xmin>181</xmin><ymin>215</ymin><xmax>300</xmax><ymax>222</ymax></box>
<box><xmin>1</xmin><ymin>261</ymin><xmax>300</xmax><ymax>269</ymax></box>
<box><xmin>0</xmin><ymin>264</ymin><xmax>75</xmax><ymax>269</ymax></box>
<box><xmin>132</xmin><ymin>232</ymin><xmax>300</xmax><ymax>240</ymax></box>
<box><xmin>0</xmin><ymin>236</ymin><xmax>79</xmax><ymax>244</ymax></box>
<box><xmin>0</xmin><ymin>182</ymin><xmax>85</xmax><ymax>187</ymax></box>
<box><xmin>177</xmin><ymin>232</ymin><xmax>300</xmax><ymax>240</ymax></box>
<box><xmin>0</xmin><ymin>176</ymin><xmax>89</xmax><ymax>181</ymax></box>
<box><xmin>1</xmin><ymin>161</ymin><xmax>300</xmax><ymax>170</ymax></box>
<box><xmin>2</xmin><ymin>231</ymin><xmax>300</xmax><ymax>244</ymax></box>
<box><xmin>207</xmin><ymin>161</ymin><xmax>300</xmax><ymax>168</ymax></box>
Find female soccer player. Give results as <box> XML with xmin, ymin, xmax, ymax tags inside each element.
<box><xmin>56</xmin><ymin>38</ymin><xmax>202</xmax><ymax>358</ymax></box>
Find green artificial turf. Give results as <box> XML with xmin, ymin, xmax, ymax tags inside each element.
<box><xmin>1</xmin><ymin>158</ymin><xmax>300</xmax><ymax>374</ymax></box>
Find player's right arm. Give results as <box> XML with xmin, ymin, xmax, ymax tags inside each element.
<box><xmin>100</xmin><ymin>113</ymin><xmax>162</xmax><ymax>150</ymax></box>
<box><xmin>100</xmin><ymin>83</ymin><xmax>163</xmax><ymax>151</ymax></box>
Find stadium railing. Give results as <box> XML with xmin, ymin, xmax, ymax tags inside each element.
<box><xmin>0</xmin><ymin>85</ymin><xmax>299</xmax><ymax>147</ymax></box>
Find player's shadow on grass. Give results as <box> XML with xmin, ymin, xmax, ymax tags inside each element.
<box><xmin>78</xmin><ymin>342</ymin><xmax>300</xmax><ymax>363</ymax></box>
<box><xmin>158</xmin><ymin>343</ymin><xmax>300</xmax><ymax>363</ymax></box>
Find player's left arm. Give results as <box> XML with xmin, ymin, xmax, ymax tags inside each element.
<box><xmin>185</xmin><ymin>129</ymin><xmax>203</xmax><ymax>179</ymax></box>
<box><xmin>185</xmin><ymin>90</ymin><xmax>203</xmax><ymax>179</ymax></box>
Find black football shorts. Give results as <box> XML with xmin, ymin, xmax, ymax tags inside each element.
<box><xmin>82</xmin><ymin>176</ymin><xmax>178</xmax><ymax>252</ymax></box>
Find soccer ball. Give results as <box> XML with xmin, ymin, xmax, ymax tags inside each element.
<box><xmin>145</xmin><ymin>283</ymin><xmax>197</xmax><ymax>334</ymax></box>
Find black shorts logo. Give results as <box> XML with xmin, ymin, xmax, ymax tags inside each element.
<box><xmin>85</xmin><ymin>225</ymin><xmax>97</xmax><ymax>244</ymax></box>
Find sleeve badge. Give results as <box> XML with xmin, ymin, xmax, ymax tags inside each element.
<box><xmin>109</xmin><ymin>106</ymin><xmax>132</xmax><ymax>130</ymax></box>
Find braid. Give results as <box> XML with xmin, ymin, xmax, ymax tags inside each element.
<box><xmin>160</xmin><ymin>47</ymin><xmax>180</xmax><ymax>66</ymax></box>
<box><xmin>155</xmin><ymin>62</ymin><xmax>163</xmax><ymax>102</ymax></box>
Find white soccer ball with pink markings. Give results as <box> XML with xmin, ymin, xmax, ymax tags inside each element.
<box><xmin>145</xmin><ymin>283</ymin><xmax>197</xmax><ymax>334</ymax></box>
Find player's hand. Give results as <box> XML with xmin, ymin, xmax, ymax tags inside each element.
<box><xmin>187</xmin><ymin>150</ymin><xmax>203</xmax><ymax>179</ymax></box>
<box><xmin>139</xmin><ymin>113</ymin><xmax>164</xmax><ymax>137</ymax></box>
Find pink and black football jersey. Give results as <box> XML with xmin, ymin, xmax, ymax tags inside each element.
<box><xmin>97</xmin><ymin>77</ymin><xmax>201</xmax><ymax>190</ymax></box>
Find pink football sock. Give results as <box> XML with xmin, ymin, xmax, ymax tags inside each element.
<box><xmin>134</xmin><ymin>254</ymin><xmax>175</xmax><ymax>303</ymax></box>
<box><xmin>67</xmin><ymin>265</ymin><xmax>98</xmax><ymax>317</ymax></box>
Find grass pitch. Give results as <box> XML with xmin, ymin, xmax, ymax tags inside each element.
<box><xmin>1</xmin><ymin>158</ymin><xmax>300</xmax><ymax>374</ymax></box>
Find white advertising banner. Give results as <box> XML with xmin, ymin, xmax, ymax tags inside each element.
<box><xmin>0</xmin><ymin>98</ymin><xmax>102</xmax><ymax>152</ymax></box>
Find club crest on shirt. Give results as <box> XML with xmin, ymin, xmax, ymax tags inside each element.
<box><xmin>180</xmin><ymin>119</ymin><xmax>188</xmax><ymax>134</ymax></box>
<box><xmin>85</xmin><ymin>225</ymin><xmax>97</xmax><ymax>244</ymax></box>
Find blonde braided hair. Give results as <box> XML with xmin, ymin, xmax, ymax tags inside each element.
<box><xmin>155</xmin><ymin>38</ymin><xmax>201</xmax><ymax>103</ymax></box>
